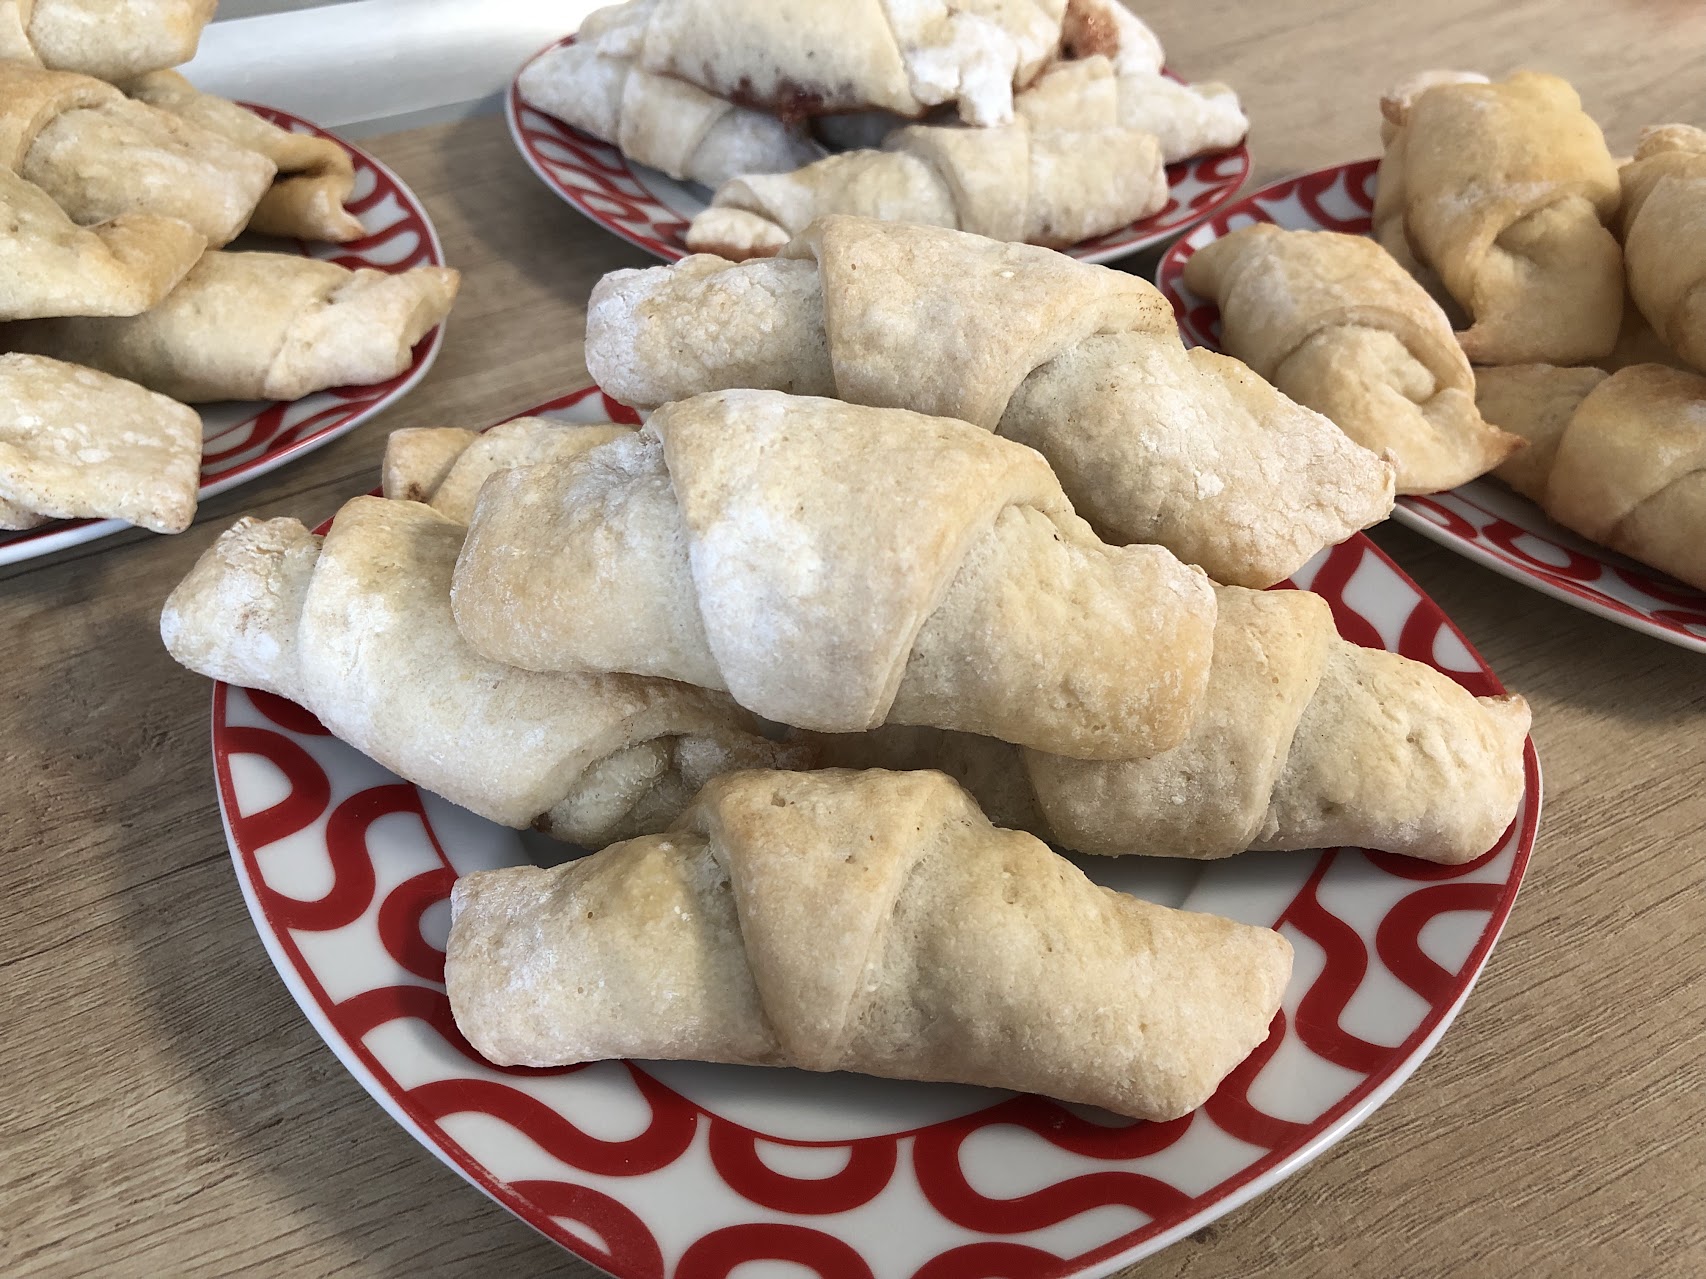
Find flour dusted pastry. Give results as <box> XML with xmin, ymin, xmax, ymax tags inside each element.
<box><xmin>1015</xmin><ymin>55</ymin><xmax>1247</xmax><ymax>164</ymax></box>
<box><xmin>453</xmin><ymin>389</ymin><xmax>1216</xmax><ymax>760</ymax></box>
<box><xmin>6</xmin><ymin>251</ymin><xmax>459</xmax><ymax>402</ymax></box>
<box><xmin>0</xmin><ymin>168</ymin><xmax>204</xmax><ymax>320</ymax></box>
<box><xmin>0</xmin><ymin>352</ymin><xmax>200</xmax><ymax>532</ymax></box>
<box><xmin>1</xmin><ymin>0</ymin><xmax>214</xmax><ymax>80</ymax></box>
<box><xmin>813</xmin><ymin>585</ymin><xmax>1531</xmax><ymax>864</ymax></box>
<box><xmin>383</xmin><ymin>418</ymin><xmax>636</xmax><ymax>525</ymax></box>
<box><xmin>1478</xmin><ymin>363</ymin><xmax>1706</xmax><ymax>591</ymax></box>
<box><xmin>1373</xmin><ymin>70</ymin><xmax>1622</xmax><ymax>364</ymax></box>
<box><xmin>161</xmin><ymin>497</ymin><xmax>803</xmax><ymax>847</ymax></box>
<box><xmin>1182</xmin><ymin>225</ymin><xmax>1522</xmax><ymax>493</ymax></box>
<box><xmin>1060</xmin><ymin>0</ymin><xmax>1164</xmax><ymax>73</ymax></box>
<box><xmin>684</xmin><ymin>121</ymin><xmax>1167</xmax><ymax>258</ymax></box>
<box><xmin>518</xmin><ymin>38</ymin><xmax>822</xmax><ymax>188</ymax></box>
<box><xmin>1619</xmin><ymin>125</ymin><xmax>1706</xmax><ymax>375</ymax></box>
<box><xmin>587</xmin><ymin>217</ymin><xmax>1395</xmax><ymax>588</ymax></box>
<box><xmin>121</xmin><ymin>70</ymin><xmax>363</xmax><ymax>243</ymax></box>
<box><xmin>448</xmin><ymin>767</ymin><xmax>1293</xmax><ymax>1122</ymax></box>
<box><xmin>1</xmin><ymin>62</ymin><xmax>276</xmax><ymax>247</ymax></box>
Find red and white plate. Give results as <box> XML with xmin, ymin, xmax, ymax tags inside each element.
<box><xmin>0</xmin><ymin>106</ymin><xmax>448</xmax><ymax>569</ymax></box>
<box><xmin>210</xmin><ymin>385</ymin><xmax>1540</xmax><ymax>1278</ymax></box>
<box><xmin>1156</xmin><ymin>159</ymin><xmax>1706</xmax><ymax>652</ymax></box>
<box><xmin>507</xmin><ymin>35</ymin><xmax>1251</xmax><ymax>267</ymax></box>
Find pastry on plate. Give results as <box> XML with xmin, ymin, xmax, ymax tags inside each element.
<box><xmin>811</xmin><ymin>585</ymin><xmax>1532</xmax><ymax>865</ymax></box>
<box><xmin>1182</xmin><ymin>224</ymin><xmax>1522</xmax><ymax>493</ymax></box>
<box><xmin>586</xmin><ymin>216</ymin><xmax>1396</xmax><ymax>588</ymax></box>
<box><xmin>160</xmin><ymin>497</ymin><xmax>805</xmax><ymax>848</ymax></box>
<box><xmin>1374</xmin><ymin>70</ymin><xmax>1622</xmax><ymax>364</ymax></box>
<box><xmin>452</xmin><ymin>388</ymin><xmax>1218</xmax><ymax>761</ymax></box>
<box><xmin>1</xmin><ymin>61</ymin><xmax>277</xmax><ymax>247</ymax></box>
<box><xmin>1618</xmin><ymin>124</ymin><xmax>1706</xmax><ymax>375</ymax></box>
<box><xmin>0</xmin><ymin>0</ymin><xmax>214</xmax><ymax>81</ymax></box>
<box><xmin>0</xmin><ymin>352</ymin><xmax>201</xmax><ymax>532</ymax></box>
<box><xmin>684</xmin><ymin>119</ymin><xmax>1167</xmax><ymax>260</ymax></box>
<box><xmin>5</xmin><ymin>250</ymin><xmax>460</xmax><ymax>402</ymax></box>
<box><xmin>447</xmin><ymin>767</ymin><xmax>1293</xmax><ymax>1123</ymax></box>
<box><xmin>1015</xmin><ymin>54</ymin><xmax>1247</xmax><ymax>164</ymax></box>
<box><xmin>1477</xmin><ymin>362</ymin><xmax>1706</xmax><ymax>592</ymax></box>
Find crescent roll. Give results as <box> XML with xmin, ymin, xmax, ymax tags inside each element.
<box><xmin>160</xmin><ymin>497</ymin><xmax>804</xmax><ymax>848</ymax></box>
<box><xmin>1619</xmin><ymin>124</ymin><xmax>1706</xmax><ymax>375</ymax></box>
<box><xmin>452</xmin><ymin>389</ymin><xmax>1217</xmax><ymax>761</ymax></box>
<box><xmin>1374</xmin><ymin>70</ymin><xmax>1622</xmax><ymax>365</ymax></box>
<box><xmin>811</xmin><ymin>585</ymin><xmax>1532</xmax><ymax>865</ymax></box>
<box><xmin>1478</xmin><ymin>362</ymin><xmax>1706</xmax><ymax>591</ymax></box>
<box><xmin>447</xmin><ymin>767</ymin><xmax>1294</xmax><ymax>1123</ymax></box>
<box><xmin>1</xmin><ymin>61</ymin><xmax>276</xmax><ymax>247</ymax></box>
<box><xmin>1014</xmin><ymin>55</ymin><xmax>1248</xmax><ymax>165</ymax></box>
<box><xmin>5</xmin><ymin>250</ymin><xmax>459</xmax><ymax>402</ymax></box>
<box><xmin>2</xmin><ymin>0</ymin><xmax>214</xmax><ymax>81</ymax></box>
<box><xmin>1182</xmin><ymin>225</ymin><xmax>1522</xmax><ymax>493</ymax></box>
<box><xmin>586</xmin><ymin>217</ymin><xmax>1396</xmax><ymax>588</ymax></box>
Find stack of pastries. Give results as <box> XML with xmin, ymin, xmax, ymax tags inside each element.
<box><xmin>0</xmin><ymin>2</ymin><xmax>459</xmax><ymax>537</ymax></box>
<box><xmin>1181</xmin><ymin>69</ymin><xmax>1706</xmax><ymax>592</ymax></box>
<box><xmin>518</xmin><ymin>0</ymin><xmax>1249</xmax><ymax>257</ymax></box>
<box><xmin>162</xmin><ymin>214</ymin><xmax>1532</xmax><ymax>1123</ymax></box>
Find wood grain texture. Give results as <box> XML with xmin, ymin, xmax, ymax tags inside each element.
<box><xmin>3</xmin><ymin>3</ymin><xmax>1705</xmax><ymax>1275</ymax></box>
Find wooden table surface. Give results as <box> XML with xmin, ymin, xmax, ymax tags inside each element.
<box><xmin>6</xmin><ymin>3</ymin><xmax>1706</xmax><ymax>1275</ymax></box>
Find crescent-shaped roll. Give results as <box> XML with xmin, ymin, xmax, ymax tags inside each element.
<box><xmin>1182</xmin><ymin>224</ymin><xmax>1522</xmax><ymax>493</ymax></box>
<box><xmin>452</xmin><ymin>388</ymin><xmax>1217</xmax><ymax>760</ymax></box>
<box><xmin>382</xmin><ymin>418</ymin><xmax>637</xmax><ymax>525</ymax></box>
<box><xmin>1373</xmin><ymin>70</ymin><xmax>1622</xmax><ymax>365</ymax></box>
<box><xmin>1477</xmin><ymin>362</ymin><xmax>1706</xmax><ymax>591</ymax></box>
<box><xmin>517</xmin><ymin>38</ymin><xmax>823</xmax><ymax>188</ymax></box>
<box><xmin>447</xmin><ymin>767</ymin><xmax>1294</xmax><ymax>1123</ymax></box>
<box><xmin>4</xmin><ymin>250</ymin><xmax>459</xmax><ymax>402</ymax></box>
<box><xmin>586</xmin><ymin>217</ymin><xmax>1395</xmax><ymax>588</ymax></box>
<box><xmin>1619</xmin><ymin>124</ymin><xmax>1706</xmax><ymax>375</ymax></box>
<box><xmin>1014</xmin><ymin>55</ymin><xmax>1248</xmax><ymax>165</ymax></box>
<box><xmin>809</xmin><ymin>585</ymin><xmax>1532</xmax><ymax>865</ymax></box>
<box><xmin>2</xmin><ymin>0</ymin><xmax>214</xmax><ymax>80</ymax></box>
<box><xmin>1060</xmin><ymin>0</ymin><xmax>1164</xmax><ymax>73</ymax></box>
<box><xmin>1</xmin><ymin>61</ymin><xmax>276</xmax><ymax>247</ymax></box>
<box><xmin>684</xmin><ymin>120</ymin><xmax>1167</xmax><ymax>260</ymax></box>
<box><xmin>121</xmin><ymin>70</ymin><xmax>364</xmax><ymax>243</ymax></box>
<box><xmin>160</xmin><ymin>497</ymin><xmax>804</xmax><ymax>848</ymax></box>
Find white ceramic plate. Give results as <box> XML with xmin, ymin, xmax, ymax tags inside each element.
<box><xmin>1155</xmin><ymin>159</ymin><xmax>1706</xmax><ymax>653</ymax></box>
<box><xmin>506</xmin><ymin>35</ymin><xmax>1253</xmax><ymax>267</ymax></box>
<box><xmin>0</xmin><ymin>105</ymin><xmax>448</xmax><ymax>569</ymax></box>
<box><xmin>209</xmin><ymin>386</ymin><xmax>1540</xmax><ymax>1278</ymax></box>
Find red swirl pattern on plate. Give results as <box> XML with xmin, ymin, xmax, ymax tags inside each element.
<box><xmin>0</xmin><ymin>105</ymin><xmax>448</xmax><ymax>569</ymax></box>
<box><xmin>506</xmin><ymin>35</ymin><xmax>1251</xmax><ymax>267</ymax></box>
<box><xmin>210</xmin><ymin>384</ymin><xmax>1539</xmax><ymax>1279</ymax></box>
<box><xmin>1154</xmin><ymin>158</ymin><xmax>1706</xmax><ymax>653</ymax></box>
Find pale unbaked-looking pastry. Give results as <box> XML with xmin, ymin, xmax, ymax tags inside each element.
<box><xmin>0</xmin><ymin>0</ymin><xmax>215</xmax><ymax>81</ymax></box>
<box><xmin>447</xmin><ymin>767</ymin><xmax>1293</xmax><ymax>1122</ymax></box>
<box><xmin>587</xmin><ymin>217</ymin><xmax>1395</xmax><ymax>588</ymax></box>
<box><xmin>453</xmin><ymin>388</ymin><xmax>1217</xmax><ymax>761</ymax></box>
<box><xmin>160</xmin><ymin>497</ymin><xmax>805</xmax><ymax>847</ymax></box>
<box><xmin>1619</xmin><ymin>124</ymin><xmax>1706</xmax><ymax>376</ymax></box>
<box><xmin>809</xmin><ymin>585</ymin><xmax>1532</xmax><ymax>865</ymax></box>
<box><xmin>0</xmin><ymin>352</ymin><xmax>201</xmax><ymax>533</ymax></box>
<box><xmin>1182</xmin><ymin>224</ymin><xmax>1522</xmax><ymax>494</ymax></box>
<box><xmin>5</xmin><ymin>251</ymin><xmax>460</xmax><ymax>402</ymax></box>
<box><xmin>1014</xmin><ymin>55</ymin><xmax>1247</xmax><ymax>164</ymax></box>
<box><xmin>0</xmin><ymin>61</ymin><xmax>277</xmax><ymax>247</ymax></box>
<box><xmin>1478</xmin><ymin>362</ymin><xmax>1706</xmax><ymax>591</ymax></box>
<box><xmin>1374</xmin><ymin>70</ymin><xmax>1622</xmax><ymax>365</ymax></box>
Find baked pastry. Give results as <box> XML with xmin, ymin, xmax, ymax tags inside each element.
<box><xmin>586</xmin><ymin>217</ymin><xmax>1395</xmax><ymax>588</ymax></box>
<box><xmin>517</xmin><ymin>37</ymin><xmax>823</xmax><ymax>188</ymax></box>
<box><xmin>122</xmin><ymin>70</ymin><xmax>364</xmax><ymax>243</ymax></box>
<box><xmin>0</xmin><ymin>352</ymin><xmax>200</xmax><ymax>532</ymax></box>
<box><xmin>1015</xmin><ymin>55</ymin><xmax>1247</xmax><ymax>164</ymax></box>
<box><xmin>0</xmin><ymin>168</ymin><xmax>204</xmax><ymax>320</ymax></box>
<box><xmin>382</xmin><ymin>418</ymin><xmax>636</xmax><ymax>525</ymax></box>
<box><xmin>1060</xmin><ymin>0</ymin><xmax>1164</xmax><ymax>73</ymax></box>
<box><xmin>160</xmin><ymin>497</ymin><xmax>804</xmax><ymax>848</ymax></box>
<box><xmin>1478</xmin><ymin>362</ymin><xmax>1706</xmax><ymax>591</ymax></box>
<box><xmin>684</xmin><ymin>120</ymin><xmax>1167</xmax><ymax>260</ymax></box>
<box><xmin>1373</xmin><ymin>70</ymin><xmax>1622</xmax><ymax>365</ymax></box>
<box><xmin>1619</xmin><ymin>124</ymin><xmax>1706</xmax><ymax>375</ymax></box>
<box><xmin>452</xmin><ymin>388</ymin><xmax>1217</xmax><ymax>760</ymax></box>
<box><xmin>1182</xmin><ymin>224</ymin><xmax>1522</xmax><ymax>493</ymax></box>
<box><xmin>5</xmin><ymin>250</ymin><xmax>459</xmax><ymax>402</ymax></box>
<box><xmin>1</xmin><ymin>61</ymin><xmax>276</xmax><ymax>247</ymax></box>
<box><xmin>0</xmin><ymin>0</ymin><xmax>214</xmax><ymax>81</ymax></box>
<box><xmin>810</xmin><ymin>585</ymin><xmax>1532</xmax><ymax>864</ymax></box>
<box><xmin>447</xmin><ymin>767</ymin><xmax>1293</xmax><ymax>1122</ymax></box>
